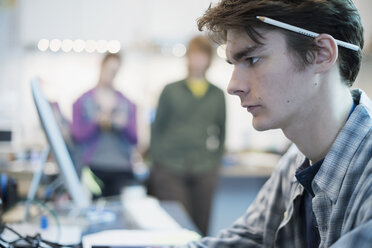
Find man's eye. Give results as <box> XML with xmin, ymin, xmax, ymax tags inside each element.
<box><xmin>252</xmin><ymin>57</ymin><xmax>260</xmax><ymax>64</ymax></box>
<box><xmin>246</xmin><ymin>57</ymin><xmax>260</xmax><ymax>65</ymax></box>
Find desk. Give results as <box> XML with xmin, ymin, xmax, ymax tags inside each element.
<box><xmin>81</xmin><ymin>197</ymin><xmax>199</xmax><ymax>235</ymax></box>
<box><xmin>161</xmin><ymin>200</ymin><xmax>199</xmax><ymax>233</ymax></box>
<box><xmin>1</xmin><ymin>196</ymin><xmax>200</xmax><ymax>247</ymax></box>
<box><xmin>220</xmin><ymin>151</ymin><xmax>281</xmax><ymax>178</ymax></box>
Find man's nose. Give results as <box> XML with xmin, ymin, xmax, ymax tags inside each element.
<box><xmin>227</xmin><ymin>67</ymin><xmax>249</xmax><ymax>96</ymax></box>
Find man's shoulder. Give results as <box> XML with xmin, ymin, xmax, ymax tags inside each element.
<box><xmin>114</xmin><ymin>90</ymin><xmax>135</xmax><ymax>106</ymax></box>
<box><xmin>160</xmin><ymin>80</ymin><xmax>186</xmax><ymax>95</ymax></box>
<box><xmin>353</xmin><ymin>126</ymin><xmax>372</xmax><ymax>169</ymax></box>
<box><xmin>207</xmin><ymin>82</ymin><xmax>225</xmax><ymax>95</ymax></box>
<box><xmin>347</xmin><ymin>90</ymin><xmax>372</xmax><ymax>166</ymax></box>
<box><xmin>167</xmin><ymin>80</ymin><xmax>186</xmax><ymax>88</ymax></box>
<box><xmin>353</xmin><ymin>89</ymin><xmax>372</xmax><ymax>115</ymax></box>
<box><xmin>74</xmin><ymin>88</ymin><xmax>95</xmax><ymax>105</ymax></box>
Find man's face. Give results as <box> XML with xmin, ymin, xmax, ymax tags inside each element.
<box><xmin>226</xmin><ymin>29</ymin><xmax>317</xmax><ymax>132</ymax></box>
<box><xmin>187</xmin><ymin>50</ymin><xmax>210</xmax><ymax>78</ymax></box>
<box><xmin>100</xmin><ymin>57</ymin><xmax>121</xmax><ymax>87</ymax></box>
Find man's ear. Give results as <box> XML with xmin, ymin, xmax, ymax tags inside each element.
<box><xmin>313</xmin><ymin>33</ymin><xmax>338</xmax><ymax>73</ymax></box>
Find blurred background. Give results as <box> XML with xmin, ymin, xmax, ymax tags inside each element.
<box><xmin>1</xmin><ymin>0</ymin><xmax>371</xmax><ymax>154</ymax></box>
<box><xmin>0</xmin><ymin>0</ymin><xmax>371</xmax><ymax>236</ymax></box>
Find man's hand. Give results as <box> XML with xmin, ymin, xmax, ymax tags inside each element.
<box><xmin>111</xmin><ymin>111</ymin><xmax>128</xmax><ymax>129</ymax></box>
<box><xmin>97</xmin><ymin>111</ymin><xmax>112</xmax><ymax>131</ymax></box>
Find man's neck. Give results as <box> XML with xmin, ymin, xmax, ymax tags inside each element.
<box><xmin>187</xmin><ymin>71</ymin><xmax>206</xmax><ymax>80</ymax></box>
<box><xmin>96</xmin><ymin>83</ymin><xmax>113</xmax><ymax>90</ymax></box>
<box><xmin>283</xmin><ymin>79</ymin><xmax>353</xmax><ymax>164</ymax></box>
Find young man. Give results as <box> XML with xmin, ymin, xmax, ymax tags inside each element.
<box><xmin>149</xmin><ymin>36</ymin><xmax>226</xmax><ymax>236</ymax></box>
<box><xmin>183</xmin><ymin>0</ymin><xmax>371</xmax><ymax>247</ymax></box>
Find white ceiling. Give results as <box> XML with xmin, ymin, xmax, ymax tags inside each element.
<box><xmin>19</xmin><ymin>0</ymin><xmax>372</xmax><ymax>49</ymax></box>
<box><xmin>19</xmin><ymin>0</ymin><xmax>215</xmax><ymax>47</ymax></box>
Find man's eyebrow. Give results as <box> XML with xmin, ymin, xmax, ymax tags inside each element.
<box><xmin>226</xmin><ymin>44</ymin><xmax>263</xmax><ymax>64</ymax></box>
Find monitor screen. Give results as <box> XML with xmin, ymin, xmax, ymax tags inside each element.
<box><xmin>0</xmin><ymin>117</ymin><xmax>13</xmax><ymax>151</ymax></box>
<box><xmin>30</xmin><ymin>78</ymin><xmax>90</xmax><ymax>209</ymax></box>
<box><xmin>0</xmin><ymin>129</ymin><xmax>11</xmax><ymax>150</ymax></box>
<box><xmin>0</xmin><ymin>130</ymin><xmax>11</xmax><ymax>142</ymax></box>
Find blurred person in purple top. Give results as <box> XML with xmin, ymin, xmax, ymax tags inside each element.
<box><xmin>72</xmin><ymin>53</ymin><xmax>137</xmax><ymax>197</ymax></box>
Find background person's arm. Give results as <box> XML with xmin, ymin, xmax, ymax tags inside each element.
<box><xmin>72</xmin><ymin>95</ymin><xmax>100</xmax><ymax>142</ymax></box>
<box><xmin>111</xmin><ymin>94</ymin><xmax>138</xmax><ymax>145</ymax></box>
<box><xmin>217</xmin><ymin>90</ymin><xmax>226</xmax><ymax>158</ymax></box>
<box><xmin>149</xmin><ymin>86</ymin><xmax>172</xmax><ymax>161</ymax></box>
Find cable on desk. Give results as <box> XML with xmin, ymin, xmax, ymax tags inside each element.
<box><xmin>1</xmin><ymin>224</ymin><xmax>36</xmax><ymax>247</ymax></box>
<box><xmin>1</xmin><ymin>224</ymin><xmax>81</xmax><ymax>248</ymax></box>
<box><xmin>0</xmin><ymin>237</ymin><xmax>9</xmax><ymax>248</ymax></box>
<box><xmin>0</xmin><ymin>198</ymin><xmax>81</xmax><ymax>248</ymax></box>
<box><xmin>1</xmin><ymin>198</ymin><xmax>61</xmax><ymax>241</ymax></box>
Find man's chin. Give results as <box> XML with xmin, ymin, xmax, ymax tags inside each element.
<box><xmin>252</xmin><ymin>119</ymin><xmax>272</xmax><ymax>132</ymax></box>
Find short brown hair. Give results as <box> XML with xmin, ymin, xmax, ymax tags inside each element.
<box><xmin>197</xmin><ymin>0</ymin><xmax>364</xmax><ymax>86</ymax></box>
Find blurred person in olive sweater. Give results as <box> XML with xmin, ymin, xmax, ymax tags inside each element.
<box><xmin>149</xmin><ymin>35</ymin><xmax>226</xmax><ymax>235</ymax></box>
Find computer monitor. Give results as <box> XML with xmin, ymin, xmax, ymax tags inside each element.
<box><xmin>0</xmin><ymin>127</ymin><xmax>12</xmax><ymax>166</ymax></box>
<box><xmin>0</xmin><ymin>120</ymin><xmax>13</xmax><ymax>153</ymax></box>
<box><xmin>30</xmin><ymin>78</ymin><xmax>90</xmax><ymax>210</ymax></box>
<box><xmin>0</xmin><ymin>130</ymin><xmax>11</xmax><ymax>143</ymax></box>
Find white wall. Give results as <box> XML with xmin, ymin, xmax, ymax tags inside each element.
<box><xmin>354</xmin><ymin>0</ymin><xmax>372</xmax><ymax>47</ymax></box>
<box><xmin>19</xmin><ymin>0</ymin><xmax>213</xmax><ymax>46</ymax></box>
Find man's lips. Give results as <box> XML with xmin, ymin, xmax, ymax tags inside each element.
<box><xmin>247</xmin><ymin>105</ymin><xmax>260</xmax><ymax>112</ymax></box>
<box><xmin>242</xmin><ymin>103</ymin><xmax>261</xmax><ymax>113</ymax></box>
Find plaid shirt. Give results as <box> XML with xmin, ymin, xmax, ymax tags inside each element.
<box><xmin>184</xmin><ymin>89</ymin><xmax>372</xmax><ymax>248</ymax></box>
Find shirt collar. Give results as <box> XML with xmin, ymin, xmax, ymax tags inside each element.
<box><xmin>296</xmin><ymin>158</ymin><xmax>324</xmax><ymax>196</ymax></box>
<box><xmin>313</xmin><ymin>89</ymin><xmax>372</xmax><ymax>202</ymax></box>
